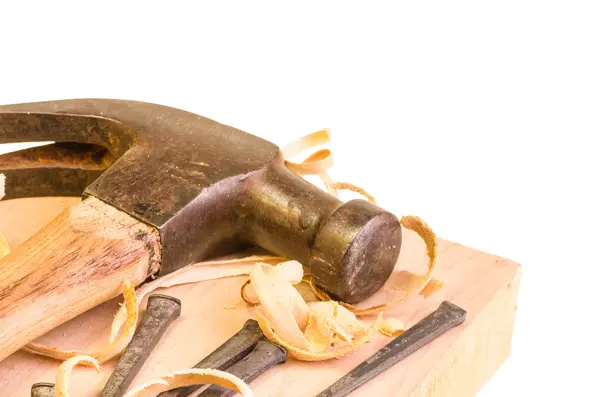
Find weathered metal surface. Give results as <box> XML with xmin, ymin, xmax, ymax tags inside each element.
<box><xmin>316</xmin><ymin>301</ymin><xmax>467</xmax><ymax>397</ymax></box>
<box><xmin>0</xmin><ymin>142</ymin><xmax>109</xmax><ymax>198</ymax></box>
<box><xmin>30</xmin><ymin>382</ymin><xmax>55</xmax><ymax>397</ymax></box>
<box><xmin>0</xmin><ymin>99</ymin><xmax>402</xmax><ymax>303</ymax></box>
<box><xmin>101</xmin><ymin>294</ymin><xmax>181</xmax><ymax>397</ymax></box>
<box><xmin>158</xmin><ymin>319</ymin><xmax>265</xmax><ymax>397</ymax></box>
<box><xmin>197</xmin><ymin>340</ymin><xmax>287</xmax><ymax>397</ymax></box>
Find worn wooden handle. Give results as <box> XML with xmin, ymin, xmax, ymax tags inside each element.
<box><xmin>0</xmin><ymin>197</ymin><xmax>161</xmax><ymax>361</ymax></box>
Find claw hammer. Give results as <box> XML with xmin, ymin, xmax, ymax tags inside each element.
<box><xmin>0</xmin><ymin>99</ymin><xmax>402</xmax><ymax>361</ymax></box>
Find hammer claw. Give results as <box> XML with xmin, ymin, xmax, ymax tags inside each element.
<box><xmin>0</xmin><ymin>143</ymin><xmax>109</xmax><ymax>199</ymax></box>
<box><xmin>0</xmin><ymin>111</ymin><xmax>132</xmax><ymax>156</ymax></box>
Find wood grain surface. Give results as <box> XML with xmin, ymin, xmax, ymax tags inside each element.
<box><xmin>0</xmin><ymin>197</ymin><xmax>521</xmax><ymax>397</ymax></box>
<box><xmin>0</xmin><ymin>197</ymin><xmax>160</xmax><ymax>362</ymax></box>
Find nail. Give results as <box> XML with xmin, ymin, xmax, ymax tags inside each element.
<box><xmin>316</xmin><ymin>301</ymin><xmax>467</xmax><ymax>397</ymax></box>
<box><xmin>198</xmin><ymin>340</ymin><xmax>287</xmax><ymax>397</ymax></box>
<box><xmin>31</xmin><ymin>382</ymin><xmax>55</xmax><ymax>397</ymax></box>
<box><xmin>158</xmin><ymin>319</ymin><xmax>264</xmax><ymax>397</ymax></box>
<box><xmin>101</xmin><ymin>294</ymin><xmax>182</xmax><ymax>397</ymax></box>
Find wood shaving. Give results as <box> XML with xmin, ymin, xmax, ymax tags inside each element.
<box><xmin>331</xmin><ymin>182</ymin><xmax>376</xmax><ymax>203</ymax></box>
<box><xmin>24</xmin><ymin>280</ymin><xmax>138</xmax><ymax>363</ymax></box>
<box><xmin>122</xmin><ymin>368</ymin><xmax>253</xmax><ymax>397</ymax></box>
<box><xmin>379</xmin><ymin>318</ymin><xmax>406</xmax><ymax>337</ymax></box>
<box><xmin>316</xmin><ymin>171</ymin><xmax>339</xmax><ymax>197</ymax></box>
<box><xmin>241</xmin><ymin>260</ymin><xmax>304</xmax><ymax>305</ymax></box>
<box><xmin>282</xmin><ymin>129</ymin><xmax>333</xmax><ymax>175</ymax></box>
<box><xmin>419</xmin><ymin>278</ymin><xmax>445</xmax><ymax>299</ymax></box>
<box><xmin>303</xmin><ymin>302</ymin><xmax>336</xmax><ymax>353</ymax></box>
<box><xmin>250</xmin><ymin>263</ymin><xmax>309</xmax><ymax>349</ymax></box>
<box><xmin>55</xmin><ymin>355</ymin><xmax>100</xmax><ymax>397</ymax></box>
<box><xmin>257</xmin><ymin>309</ymin><xmax>383</xmax><ymax>361</ymax></box>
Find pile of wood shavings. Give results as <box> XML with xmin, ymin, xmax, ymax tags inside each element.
<box><xmin>248</xmin><ymin>261</ymin><xmax>390</xmax><ymax>361</ymax></box>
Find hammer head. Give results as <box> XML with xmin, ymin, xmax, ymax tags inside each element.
<box><xmin>0</xmin><ymin>99</ymin><xmax>402</xmax><ymax>303</ymax></box>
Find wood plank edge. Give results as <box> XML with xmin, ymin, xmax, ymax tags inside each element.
<box><xmin>409</xmin><ymin>261</ymin><xmax>522</xmax><ymax>397</ymax></box>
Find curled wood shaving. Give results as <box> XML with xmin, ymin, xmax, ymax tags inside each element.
<box><xmin>282</xmin><ymin>129</ymin><xmax>339</xmax><ymax>197</ymax></box>
<box><xmin>24</xmin><ymin>280</ymin><xmax>138</xmax><ymax>363</ymax></box>
<box><xmin>304</xmin><ymin>301</ymin><xmax>358</xmax><ymax>348</ymax></box>
<box><xmin>282</xmin><ymin>129</ymin><xmax>333</xmax><ymax>175</ymax></box>
<box><xmin>316</xmin><ymin>171</ymin><xmax>339</xmax><ymax>197</ymax></box>
<box><xmin>55</xmin><ymin>355</ymin><xmax>100</xmax><ymax>397</ymax></box>
<box><xmin>24</xmin><ymin>345</ymin><xmax>80</xmax><ymax>361</ymax></box>
<box><xmin>257</xmin><ymin>309</ymin><xmax>383</xmax><ymax>361</ymax></box>
<box><xmin>241</xmin><ymin>260</ymin><xmax>304</xmax><ymax>305</ymax></box>
<box><xmin>110</xmin><ymin>255</ymin><xmax>283</xmax><ymax>342</ymax></box>
<box><xmin>332</xmin><ymin>303</ymin><xmax>365</xmax><ymax>339</ymax></box>
<box><xmin>397</xmin><ymin>215</ymin><xmax>439</xmax><ymax>295</ymax></box>
<box><xmin>331</xmin><ymin>182</ymin><xmax>376</xmax><ymax>203</ymax></box>
<box><xmin>419</xmin><ymin>278</ymin><xmax>445</xmax><ymax>299</ymax></box>
<box><xmin>96</xmin><ymin>280</ymin><xmax>139</xmax><ymax>362</ymax></box>
<box><xmin>250</xmin><ymin>263</ymin><xmax>309</xmax><ymax>349</ymax></box>
<box><xmin>379</xmin><ymin>318</ymin><xmax>406</xmax><ymax>337</ymax></box>
<box><xmin>281</xmin><ymin>129</ymin><xmax>378</xmax><ymax>204</ymax></box>
<box><xmin>268</xmin><ymin>260</ymin><xmax>304</xmax><ymax>284</ymax></box>
<box><xmin>248</xmin><ymin>261</ymin><xmax>384</xmax><ymax>361</ymax></box>
<box><xmin>240</xmin><ymin>280</ymin><xmax>257</xmax><ymax>305</ymax></box>
<box><xmin>0</xmin><ymin>231</ymin><xmax>10</xmax><ymax>258</ymax></box>
<box><xmin>303</xmin><ymin>302</ymin><xmax>336</xmax><ymax>353</ymax></box>
<box><xmin>122</xmin><ymin>368</ymin><xmax>253</xmax><ymax>397</ymax></box>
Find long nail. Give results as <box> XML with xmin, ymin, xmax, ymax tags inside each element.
<box><xmin>316</xmin><ymin>301</ymin><xmax>467</xmax><ymax>397</ymax></box>
<box><xmin>101</xmin><ymin>294</ymin><xmax>182</xmax><ymax>397</ymax></box>
<box><xmin>198</xmin><ymin>340</ymin><xmax>287</xmax><ymax>397</ymax></box>
<box><xmin>158</xmin><ymin>319</ymin><xmax>264</xmax><ymax>397</ymax></box>
<box><xmin>31</xmin><ymin>382</ymin><xmax>55</xmax><ymax>397</ymax></box>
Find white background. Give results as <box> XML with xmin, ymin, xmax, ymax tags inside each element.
<box><xmin>1</xmin><ymin>2</ymin><xmax>598</xmax><ymax>396</ymax></box>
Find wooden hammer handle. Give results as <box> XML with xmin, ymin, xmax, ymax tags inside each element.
<box><xmin>0</xmin><ymin>197</ymin><xmax>160</xmax><ymax>361</ymax></box>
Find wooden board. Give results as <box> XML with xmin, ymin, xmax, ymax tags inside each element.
<box><xmin>0</xmin><ymin>197</ymin><xmax>521</xmax><ymax>397</ymax></box>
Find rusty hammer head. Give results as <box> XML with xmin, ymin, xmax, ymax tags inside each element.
<box><xmin>0</xmin><ymin>99</ymin><xmax>401</xmax><ymax>303</ymax></box>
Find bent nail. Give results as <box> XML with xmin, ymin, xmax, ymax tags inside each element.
<box><xmin>158</xmin><ymin>319</ymin><xmax>264</xmax><ymax>397</ymax></box>
<box><xmin>198</xmin><ymin>340</ymin><xmax>287</xmax><ymax>397</ymax></box>
<box><xmin>101</xmin><ymin>294</ymin><xmax>181</xmax><ymax>397</ymax></box>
